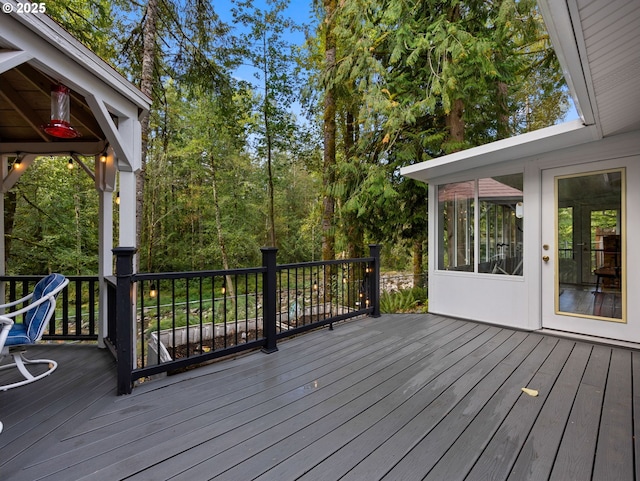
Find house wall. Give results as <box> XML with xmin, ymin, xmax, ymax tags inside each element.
<box><xmin>427</xmin><ymin>129</ymin><xmax>640</xmax><ymax>341</ymax></box>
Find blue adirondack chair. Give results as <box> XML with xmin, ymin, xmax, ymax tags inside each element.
<box><xmin>0</xmin><ymin>274</ymin><xmax>69</xmax><ymax>391</ymax></box>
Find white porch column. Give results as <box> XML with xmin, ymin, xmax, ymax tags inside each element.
<box><xmin>118</xmin><ymin>170</ymin><xmax>137</xmax><ymax>250</ymax></box>
<box><xmin>97</xmin><ymin>189</ymin><xmax>113</xmax><ymax>347</ymax></box>
<box><xmin>96</xmin><ymin>147</ymin><xmax>116</xmax><ymax>347</ymax></box>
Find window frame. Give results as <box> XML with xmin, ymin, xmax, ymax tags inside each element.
<box><xmin>437</xmin><ymin>173</ymin><xmax>524</xmax><ymax>276</ymax></box>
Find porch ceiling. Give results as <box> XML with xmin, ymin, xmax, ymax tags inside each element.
<box><xmin>0</xmin><ymin>61</ymin><xmax>106</xmax><ymax>147</ymax></box>
<box><xmin>0</xmin><ymin>1</ymin><xmax>149</xmax><ymax>166</ymax></box>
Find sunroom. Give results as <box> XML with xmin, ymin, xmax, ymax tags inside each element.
<box><xmin>401</xmin><ymin>0</ymin><xmax>640</xmax><ymax>344</ymax></box>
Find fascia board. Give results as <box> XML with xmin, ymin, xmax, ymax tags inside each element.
<box><xmin>400</xmin><ymin>120</ymin><xmax>599</xmax><ymax>182</ymax></box>
<box><xmin>536</xmin><ymin>0</ymin><xmax>598</xmax><ymax>130</ymax></box>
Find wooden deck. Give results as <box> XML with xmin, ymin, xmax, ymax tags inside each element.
<box><xmin>1</xmin><ymin>313</ymin><xmax>638</xmax><ymax>480</ymax></box>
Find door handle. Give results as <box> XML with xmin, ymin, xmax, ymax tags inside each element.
<box><xmin>542</xmin><ymin>256</ymin><xmax>550</xmax><ymax>262</ymax></box>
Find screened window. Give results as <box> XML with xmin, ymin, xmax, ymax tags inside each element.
<box><xmin>438</xmin><ymin>174</ymin><xmax>523</xmax><ymax>275</ymax></box>
<box><xmin>438</xmin><ymin>180</ymin><xmax>475</xmax><ymax>271</ymax></box>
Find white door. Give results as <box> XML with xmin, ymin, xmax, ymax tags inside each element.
<box><xmin>541</xmin><ymin>165</ymin><xmax>626</xmax><ymax>338</ymax></box>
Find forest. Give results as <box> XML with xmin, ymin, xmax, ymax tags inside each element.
<box><xmin>5</xmin><ymin>0</ymin><xmax>570</xmax><ymax>279</ymax></box>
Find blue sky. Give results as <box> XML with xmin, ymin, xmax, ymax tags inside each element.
<box><xmin>214</xmin><ymin>0</ymin><xmax>315</xmax><ymax>44</ymax></box>
<box><xmin>212</xmin><ymin>0</ymin><xmax>314</xmax><ymax>86</ymax></box>
<box><xmin>209</xmin><ymin>0</ymin><xmax>579</xmax><ymax>125</ymax></box>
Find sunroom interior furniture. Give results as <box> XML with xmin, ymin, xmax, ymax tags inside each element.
<box><xmin>594</xmin><ymin>235</ymin><xmax>621</xmax><ymax>292</ymax></box>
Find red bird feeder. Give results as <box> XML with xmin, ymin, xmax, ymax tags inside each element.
<box><xmin>43</xmin><ymin>84</ymin><xmax>79</xmax><ymax>139</ymax></box>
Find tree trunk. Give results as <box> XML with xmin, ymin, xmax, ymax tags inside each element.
<box><xmin>344</xmin><ymin>110</ymin><xmax>363</xmax><ymax>259</ymax></box>
<box><xmin>138</xmin><ymin>0</ymin><xmax>158</xmax><ymax>265</ymax></box>
<box><xmin>412</xmin><ymin>240</ymin><xmax>424</xmax><ymax>289</ymax></box>
<box><xmin>265</xmin><ymin>108</ymin><xmax>276</xmax><ymax>248</ymax></box>
<box><xmin>445</xmin><ymin>98</ymin><xmax>465</xmax><ymax>149</ymax></box>
<box><xmin>496</xmin><ymin>80</ymin><xmax>510</xmax><ymax>140</ymax></box>
<box><xmin>322</xmin><ymin>0</ymin><xmax>337</xmax><ymax>262</ymax></box>
<box><xmin>3</xmin><ymin>190</ymin><xmax>17</xmax><ymax>267</ymax></box>
<box><xmin>210</xmin><ymin>156</ymin><xmax>235</xmax><ymax>300</ymax></box>
<box><xmin>261</xmin><ymin>31</ymin><xmax>277</xmax><ymax>248</ymax></box>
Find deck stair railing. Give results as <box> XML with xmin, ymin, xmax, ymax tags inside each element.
<box><xmin>111</xmin><ymin>245</ymin><xmax>381</xmax><ymax>394</ymax></box>
<box><xmin>0</xmin><ymin>275</ymin><xmax>99</xmax><ymax>341</ymax></box>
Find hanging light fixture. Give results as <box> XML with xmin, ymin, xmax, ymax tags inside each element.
<box><xmin>149</xmin><ymin>283</ymin><xmax>157</xmax><ymax>298</ymax></box>
<box><xmin>43</xmin><ymin>84</ymin><xmax>79</xmax><ymax>139</ymax></box>
<box><xmin>115</xmin><ymin>191</ymin><xmax>120</xmax><ymax>205</ymax></box>
<box><xmin>67</xmin><ymin>158</ymin><xmax>74</xmax><ymax>170</ymax></box>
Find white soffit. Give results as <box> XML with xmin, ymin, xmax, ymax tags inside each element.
<box><xmin>537</xmin><ymin>0</ymin><xmax>597</xmax><ymax>129</ymax></box>
<box><xmin>400</xmin><ymin>120</ymin><xmax>598</xmax><ymax>183</ymax></box>
<box><xmin>538</xmin><ymin>0</ymin><xmax>640</xmax><ymax>136</ymax></box>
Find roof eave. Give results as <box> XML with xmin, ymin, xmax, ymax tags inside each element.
<box><xmin>3</xmin><ymin>2</ymin><xmax>150</xmax><ymax>113</ymax></box>
<box><xmin>536</xmin><ymin>0</ymin><xmax>599</xmax><ymax>134</ymax></box>
<box><xmin>400</xmin><ymin>120</ymin><xmax>599</xmax><ymax>182</ymax></box>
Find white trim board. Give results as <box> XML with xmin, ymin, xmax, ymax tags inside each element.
<box><xmin>401</xmin><ymin>120</ymin><xmax>599</xmax><ymax>182</ymax></box>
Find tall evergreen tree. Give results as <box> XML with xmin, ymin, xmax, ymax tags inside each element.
<box><xmin>323</xmin><ymin>0</ymin><xmax>567</xmax><ymax>278</ymax></box>
<box><xmin>231</xmin><ymin>0</ymin><xmax>301</xmax><ymax>248</ymax></box>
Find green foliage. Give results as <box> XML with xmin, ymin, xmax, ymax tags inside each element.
<box><xmin>380</xmin><ymin>287</ymin><xmax>428</xmax><ymax>314</ymax></box>
<box><xmin>42</xmin><ymin>0</ymin><xmax>121</xmax><ymax>59</ymax></box>
<box><xmin>6</xmin><ymin>157</ymin><xmax>99</xmax><ymax>275</ymax></box>
<box><xmin>144</xmin><ymin>295</ymin><xmax>260</xmax><ymax>334</ymax></box>
<box><xmin>6</xmin><ymin>1</ymin><xmax>571</xmax><ymax>278</ymax></box>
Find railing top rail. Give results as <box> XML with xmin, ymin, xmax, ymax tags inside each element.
<box><xmin>133</xmin><ymin>267</ymin><xmax>265</xmax><ymax>281</ymax></box>
<box><xmin>277</xmin><ymin>257</ymin><xmax>375</xmax><ymax>270</ymax></box>
<box><xmin>0</xmin><ymin>275</ymin><xmax>99</xmax><ymax>281</ymax></box>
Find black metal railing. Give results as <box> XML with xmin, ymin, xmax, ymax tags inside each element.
<box><xmin>112</xmin><ymin>245</ymin><xmax>381</xmax><ymax>394</ymax></box>
<box><xmin>0</xmin><ymin>275</ymin><xmax>99</xmax><ymax>341</ymax></box>
<box><xmin>275</xmin><ymin>258</ymin><xmax>376</xmax><ymax>338</ymax></box>
<box><xmin>134</xmin><ymin>266</ymin><xmax>266</xmax><ymax>377</ymax></box>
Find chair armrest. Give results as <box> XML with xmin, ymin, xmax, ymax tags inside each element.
<box><xmin>0</xmin><ymin>278</ymin><xmax>69</xmax><ymax>319</ymax></box>
<box><xmin>0</xmin><ymin>292</ymin><xmax>35</xmax><ymax>310</ymax></box>
<box><xmin>0</xmin><ymin>294</ymin><xmax>54</xmax><ymax>318</ymax></box>
<box><xmin>0</xmin><ymin>316</ymin><xmax>13</xmax><ymax>350</ymax></box>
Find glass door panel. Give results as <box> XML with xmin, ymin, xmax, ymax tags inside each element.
<box><xmin>556</xmin><ymin>170</ymin><xmax>624</xmax><ymax>320</ymax></box>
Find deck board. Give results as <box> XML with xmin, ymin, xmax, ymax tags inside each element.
<box><xmin>592</xmin><ymin>349</ymin><xmax>634</xmax><ymax>480</ymax></box>
<box><xmin>0</xmin><ymin>345</ymin><xmax>117</xmax><ymax>479</ymax></box>
<box><xmin>507</xmin><ymin>342</ymin><xmax>594</xmax><ymax>481</ymax></box>
<box><xmin>71</xmin><ymin>320</ymin><xmax>490</xmax><ymax>480</ymax></box>
<box><xmin>380</xmin><ymin>332</ymin><xmax>542</xmax><ymax>480</ymax></box>
<box><xmin>548</xmin><ymin>344</ymin><xmax>610</xmax><ymax>481</ymax></box>
<box><xmin>464</xmin><ymin>338</ymin><xmax>574</xmax><ymax>481</ymax></box>
<box><xmin>422</xmin><ymin>336</ymin><xmax>559</xmax><ymax>481</ymax></box>
<box><xmin>131</xmin><ymin>318</ymin><xmax>474</xmax><ymax>480</ymax></box>
<box><xmin>1</xmin><ymin>313</ymin><xmax>637</xmax><ymax>481</ymax></box>
<box><xmin>218</xmin><ymin>327</ymin><xmax>514</xmax><ymax>481</ymax></box>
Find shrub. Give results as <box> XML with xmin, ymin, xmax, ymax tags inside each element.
<box><xmin>380</xmin><ymin>287</ymin><xmax>428</xmax><ymax>314</ymax></box>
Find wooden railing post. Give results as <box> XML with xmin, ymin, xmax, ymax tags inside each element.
<box><xmin>113</xmin><ymin>247</ymin><xmax>136</xmax><ymax>395</ymax></box>
<box><xmin>369</xmin><ymin>244</ymin><xmax>381</xmax><ymax>318</ymax></box>
<box><xmin>261</xmin><ymin>247</ymin><xmax>278</xmax><ymax>353</ymax></box>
